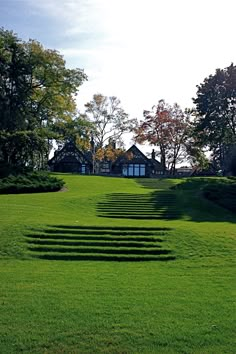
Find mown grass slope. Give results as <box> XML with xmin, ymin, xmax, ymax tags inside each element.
<box><xmin>0</xmin><ymin>175</ymin><xmax>235</xmax><ymax>353</ymax></box>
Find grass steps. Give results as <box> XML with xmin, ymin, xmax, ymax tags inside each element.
<box><xmin>47</xmin><ymin>225</ymin><xmax>171</xmax><ymax>231</ymax></box>
<box><xmin>41</xmin><ymin>229</ymin><xmax>167</xmax><ymax>235</ymax></box>
<box><xmin>25</xmin><ymin>233</ymin><xmax>165</xmax><ymax>242</ymax></box>
<box><xmin>28</xmin><ymin>245</ymin><xmax>171</xmax><ymax>255</ymax></box>
<box><xmin>32</xmin><ymin>252</ymin><xmax>175</xmax><ymax>262</ymax></box>
<box><xmin>27</xmin><ymin>239</ymin><xmax>163</xmax><ymax>248</ymax></box>
<box><xmin>97</xmin><ymin>191</ymin><xmax>180</xmax><ymax>220</ymax></box>
<box><xmin>26</xmin><ymin>225</ymin><xmax>174</xmax><ymax>262</ymax></box>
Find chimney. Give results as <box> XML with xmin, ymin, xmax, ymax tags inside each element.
<box><xmin>151</xmin><ymin>149</ymin><xmax>155</xmax><ymax>160</ymax></box>
<box><xmin>90</xmin><ymin>136</ymin><xmax>95</xmax><ymax>152</ymax></box>
<box><xmin>109</xmin><ymin>138</ymin><xmax>116</xmax><ymax>149</ymax></box>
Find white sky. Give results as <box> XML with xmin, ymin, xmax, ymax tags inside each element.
<box><xmin>1</xmin><ymin>0</ymin><xmax>236</xmax><ymax>149</ymax></box>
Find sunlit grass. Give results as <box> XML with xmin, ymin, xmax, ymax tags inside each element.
<box><xmin>0</xmin><ymin>175</ymin><xmax>235</xmax><ymax>353</ymax></box>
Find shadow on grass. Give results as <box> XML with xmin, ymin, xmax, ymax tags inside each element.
<box><xmin>33</xmin><ymin>254</ymin><xmax>175</xmax><ymax>262</ymax></box>
<box><xmin>171</xmin><ymin>177</ymin><xmax>226</xmax><ymax>190</ymax></box>
<box><xmin>47</xmin><ymin>225</ymin><xmax>171</xmax><ymax>231</ymax></box>
<box><xmin>97</xmin><ymin>191</ymin><xmax>181</xmax><ymax>220</ymax></box>
<box><xmin>25</xmin><ymin>225</ymin><xmax>175</xmax><ymax>262</ymax></box>
<box><xmin>135</xmin><ymin>178</ymin><xmax>179</xmax><ymax>190</ymax></box>
<box><xmin>97</xmin><ymin>191</ymin><xmax>182</xmax><ymax>220</ymax></box>
<box><xmin>171</xmin><ymin>177</ymin><xmax>236</xmax><ymax>223</ymax></box>
<box><xmin>124</xmin><ymin>178</ymin><xmax>236</xmax><ymax>223</ymax></box>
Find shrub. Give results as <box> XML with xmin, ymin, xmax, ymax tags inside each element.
<box><xmin>0</xmin><ymin>162</ymin><xmax>31</xmax><ymax>178</ymax></box>
<box><xmin>203</xmin><ymin>182</ymin><xmax>236</xmax><ymax>213</ymax></box>
<box><xmin>0</xmin><ymin>172</ymin><xmax>65</xmax><ymax>194</ymax></box>
<box><xmin>171</xmin><ymin>177</ymin><xmax>236</xmax><ymax>213</ymax></box>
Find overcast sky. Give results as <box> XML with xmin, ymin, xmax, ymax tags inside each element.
<box><xmin>1</xmin><ymin>0</ymin><xmax>236</xmax><ymax>147</ymax></box>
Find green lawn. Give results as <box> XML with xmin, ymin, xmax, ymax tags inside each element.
<box><xmin>0</xmin><ymin>175</ymin><xmax>235</xmax><ymax>353</ymax></box>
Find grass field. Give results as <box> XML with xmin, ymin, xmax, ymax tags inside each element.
<box><xmin>0</xmin><ymin>175</ymin><xmax>235</xmax><ymax>353</ymax></box>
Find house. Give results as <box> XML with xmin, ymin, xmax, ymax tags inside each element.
<box><xmin>176</xmin><ymin>166</ymin><xmax>193</xmax><ymax>176</ymax></box>
<box><xmin>149</xmin><ymin>149</ymin><xmax>164</xmax><ymax>176</ymax></box>
<box><xmin>112</xmin><ymin>145</ymin><xmax>163</xmax><ymax>177</ymax></box>
<box><xmin>48</xmin><ymin>141</ymin><xmax>92</xmax><ymax>173</ymax></box>
<box><xmin>48</xmin><ymin>142</ymin><xmax>164</xmax><ymax>177</ymax></box>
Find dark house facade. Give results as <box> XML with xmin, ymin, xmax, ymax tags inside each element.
<box><xmin>48</xmin><ymin>142</ymin><xmax>92</xmax><ymax>174</ymax></box>
<box><xmin>48</xmin><ymin>143</ymin><xmax>163</xmax><ymax>177</ymax></box>
<box><xmin>112</xmin><ymin>145</ymin><xmax>163</xmax><ymax>177</ymax></box>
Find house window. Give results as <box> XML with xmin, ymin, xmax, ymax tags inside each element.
<box><xmin>140</xmin><ymin>164</ymin><xmax>145</xmax><ymax>176</ymax></box>
<box><xmin>128</xmin><ymin>164</ymin><xmax>134</xmax><ymax>176</ymax></box>
<box><xmin>81</xmin><ymin>164</ymin><xmax>86</xmax><ymax>174</ymax></box>
<box><xmin>122</xmin><ymin>165</ymin><xmax>128</xmax><ymax>176</ymax></box>
<box><xmin>123</xmin><ymin>164</ymin><xmax>146</xmax><ymax>177</ymax></box>
<box><xmin>100</xmin><ymin>162</ymin><xmax>110</xmax><ymax>173</ymax></box>
<box><xmin>134</xmin><ymin>164</ymin><xmax>139</xmax><ymax>176</ymax></box>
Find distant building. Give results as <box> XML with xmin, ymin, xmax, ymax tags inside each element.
<box><xmin>48</xmin><ymin>143</ymin><xmax>164</xmax><ymax>177</ymax></box>
<box><xmin>112</xmin><ymin>145</ymin><xmax>163</xmax><ymax>177</ymax></box>
<box><xmin>176</xmin><ymin>166</ymin><xmax>193</xmax><ymax>176</ymax></box>
<box><xmin>48</xmin><ymin>142</ymin><xmax>92</xmax><ymax>174</ymax></box>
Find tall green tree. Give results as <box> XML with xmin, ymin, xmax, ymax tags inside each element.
<box><xmin>52</xmin><ymin>115</ymin><xmax>92</xmax><ymax>151</ymax></box>
<box><xmin>0</xmin><ymin>29</ymin><xmax>31</xmax><ymax>132</ymax></box>
<box><xmin>0</xmin><ymin>28</ymin><xmax>87</xmax><ymax>170</ymax></box>
<box><xmin>193</xmin><ymin>63</ymin><xmax>236</xmax><ymax>172</ymax></box>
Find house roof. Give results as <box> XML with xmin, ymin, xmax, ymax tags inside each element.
<box><xmin>126</xmin><ymin>145</ymin><xmax>150</xmax><ymax>160</ymax></box>
<box><xmin>48</xmin><ymin>142</ymin><xmax>164</xmax><ymax>173</ymax></box>
<box><xmin>113</xmin><ymin>144</ymin><xmax>151</xmax><ymax>165</ymax></box>
<box><xmin>149</xmin><ymin>158</ymin><xmax>163</xmax><ymax>171</ymax></box>
<box><xmin>48</xmin><ymin>142</ymin><xmax>92</xmax><ymax>166</ymax></box>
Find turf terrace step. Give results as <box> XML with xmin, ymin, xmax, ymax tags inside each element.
<box><xmin>25</xmin><ymin>233</ymin><xmax>165</xmax><ymax>242</ymax></box>
<box><xmin>26</xmin><ymin>225</ymin><xmax>174</xmax><ymax>262</ymax></box>
<box><xmin>97</xmin><ymin>213</ymin><xmax>177</xmax><ymax>220</ymax></box>
<box><xmin>26</xmin><ymin>233</ymin><xmax>165</xmax><ymax>242</ymax></box>
<box><xmin>48</xmin><ymin>225</ymin><xmax>171</xmax><ymax>231</ymax></box>
<box><xmin>28</xmin><ymin>245</ymin><xmax>172</xmax><ymax>255</ymax></box>
<box><xmin>41</xmin><ymin>229</ymin><xmax>166</xmax><ymax>235</ymax></box>
<box><xmin>31</xmin><ymin>252</ymin><xmax>175</xmax><ymax>262</ymax></box>
<box><xmin>27</xmin><ymin>239</ymin><xmax>162</xmax><ymax>248</ymax></box>
<box><xmin>97</xmin><ymin>191</ymin><xmax>180</xmax><ymax>220</ymax></box>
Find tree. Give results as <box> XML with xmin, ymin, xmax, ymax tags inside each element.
<box><xmin>193</xmin><ymin>63</ymin><xmax>236</xmax><ymax>173</ymax></box>
<box><xmin>52</xmin><ymin>115</ymin><xmax>92</xmax><ymax>151</ymax></box>
<box><xmin>84</xmin><ymin>94</ymin><xmax>136</xmax><ymax>148</ymax></box>
<box><xmin>134</xmin><ymin>100</ymin><xmax>190</xmax><ymax>174</ymax></box>
<box><xmin>0</xmin><ymin>28</ymin><xmax>87</xmax><ymax>170</ymax></box>
<box><xmin>0</xmin><ymin>29</ymin><xmax>32</xmax><ymax>132</ymax></box>
<box><xmin>185</xmin><ymin>134</ymin><xmax>210</xmax><ymax>170</ymax></box>
<box><xmin>26</xmin><ymin>40</ymin><xmax>86</xmax><ymax>132</ymax></box>
<box><xmin>94</xmin><ymin>145</ymin><xmax>123</xmax><ymax>163</ymax></box>
<box><xmin>0</xmin><ymin>131</ymin><xmax>47</xmax><ymax>169</ymax></box>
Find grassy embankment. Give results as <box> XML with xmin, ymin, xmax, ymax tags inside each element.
<box><xmin>0</xmin><ymin>175</ymin><xmax>235</xmax><ymax>353</ymax></box>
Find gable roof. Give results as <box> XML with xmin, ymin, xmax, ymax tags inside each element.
<box><xmin>113</xmin><ymin>144</ymin><xmax>151</xmax><ymax>165</ymax></box>
<box><xmin>48</xmin><ymin>142</ymin><xmax>92</xmax><ymax>166</ymax></box>
<box><xmin>149</xmin><ymin>158</ymin><xmax>163</xmax><ymax>171</ymax></box>
<box><xmin>127</xmin><ymin>145</ymin><xmax>150</xmax><ymax>161</ymax></box>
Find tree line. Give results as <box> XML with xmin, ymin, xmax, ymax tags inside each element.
<box><xmin>0</xmin><ymin>28</ymin><xmax>235</xmax><ymax>175</ymax></box>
